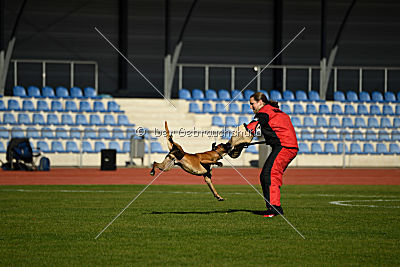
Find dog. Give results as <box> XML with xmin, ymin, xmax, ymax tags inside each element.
<box><xmin>150</xmin><ymin>121</ymin><xmax>231</xmax><ymax>201</ymax></box>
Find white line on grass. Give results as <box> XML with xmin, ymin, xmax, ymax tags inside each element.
<box><xmin>329</xmin><ymin>199</ymin><xmax>400</xmax><ymax>208</ymax></box>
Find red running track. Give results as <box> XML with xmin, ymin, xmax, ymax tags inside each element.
<box><xmin>0</xmin><ymin>168</ymin><xmax>399</xmax><ymax>185</ymax></box>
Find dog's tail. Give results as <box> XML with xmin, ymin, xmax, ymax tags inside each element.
<box><xmin>165</xmin><ymin>121</ymin><xmax>173</xmax><ymax>150</ymax></box>
<box><xmin>164</xmin><ymin>121</ymin><xmax>185</xmax><ymax>160</ymax></box>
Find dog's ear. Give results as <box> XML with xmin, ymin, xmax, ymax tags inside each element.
<box><xmin>222</xmin><ymin>142</ymin><xmax>232</xmax><ymax>152</ymax></box>
<box><xmin>212</xmin><ymin>142</ymin><xmax>216</xmax><ymax>150</ymax></box>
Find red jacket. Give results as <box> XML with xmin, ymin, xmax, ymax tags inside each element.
<box><xmin>245</xmin><ymin>104</ymin><xmax>298</xmax><ymax>149</ymax></box>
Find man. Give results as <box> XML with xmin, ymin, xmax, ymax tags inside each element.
<box><xmin>244</xmin><ymin>92</ymin><xmax>298</xmax><ymax>217</ymax></box>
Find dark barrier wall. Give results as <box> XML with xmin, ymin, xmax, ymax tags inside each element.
<box><xmin>3</xmin><ymin>0</ymin><xmax>400</xmax><ymax>98</ymax></box>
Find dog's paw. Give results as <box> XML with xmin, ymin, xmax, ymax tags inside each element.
<box><xmin>216</xmin><ymin>196</ymin><xmax>224</xmax><ymax>201</ymax></box>
<box><xmin>150</xmin><ymin>170</ymin><xmax>155</xmax><ymax>176</ymax></box>
<box><xmin>216</xmin><ymin>162</ymin><xmax>223</xmax><ymax>167</ymax></box>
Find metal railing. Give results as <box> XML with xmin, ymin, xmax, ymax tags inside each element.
<box><xmin>177</xmin><ymin>63</ymin><xmax>400</xmax><ymax>93</ymax></box>
<box><xmin>11</xmin><ymin>59</ymin><xmax>98</xmax><ymax>92</ymax></box>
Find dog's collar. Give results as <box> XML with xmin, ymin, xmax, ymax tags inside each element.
<box><xmin>215</xmin><ymin>149</ymin><xmax>225</xmax><ymax>159</ymax></box>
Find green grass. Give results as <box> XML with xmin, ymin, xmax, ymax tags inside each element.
<box><xmin>0</xmin><ymin>184</ymin><xmax>399</xmax><ymax>266</ymax></box>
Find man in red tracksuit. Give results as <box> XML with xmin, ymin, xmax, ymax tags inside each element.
<box><xmin>245</xmin><ymin>92</ymin><xmax>298</xmax><ymax>217</ymax></box>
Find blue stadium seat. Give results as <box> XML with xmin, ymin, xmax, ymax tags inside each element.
<box><xmin>104</xmin><ymin>114</ymin><xmax>117</xmax><ymax>126</ymax></box>
<box><xmin>33</xmin><ymin>114</ymin><xmax>46</xmax><ymax>125</ymax></box>
<box><xmin>122</xmin><ymin>141</ymin><xmax>130</xmax><ymax>153</ymax></box>
<box><xmin>11</xmin><ymin>127</ymin><xmax>25</xmax><ymax>138</ymax></box>
<box><xmin>359</xmin><ymin>91</ymin><xmax>371</xmax><ymax>102</ymax></box>
<box><xmin>319</xmin><ymin>104</ymin><xmax>330</xmax><ymax>114</ymax></box>
<box><xmin>300</xmin><ymin>130</ymin><xmax>313</xmax><ymax>141</ymax></box>
<box><xmin>316</xmin><ymin>117</ymin><xmax>328</xmax><ymax>128</ymax></box>
<box><xmin>192</xmin><ymin>89</ymin><xmax>205</xmax><ymax>101</ymax></box>
<box><xmin>61</xmin><ymin>114</ymin><xmax>75</xmax><ymax>126</ymax></box>
<box><xmin>366</xmin><ymin>130</ymin><xmax>377</xmax><ymax>141</ymax></box>
<box><xmin>369</xmin><ymin>104</ymin><xmax>381</xmax><ymax>115</ymax></box>
<box><xmin>55</xmin><ymin>127</ymin><xmax>69</xmax><ymax>139</ymax></box>
<box><xmin>26</xmin><ymin>127</ymin><xmax>40</xmax><ymax>139</ymax></box>
<box><xmin>82</xmin><ymin>141</ymin><xmax>95</xmax><ymax>153</ymax></box>
<box><xmin>0</xmin><ymin>141</ymin><xmax>5</xmax><ymax>153</ymax></box>
<box><xmin>7</xmin><ymin>99</ymin><xmax>21</xmax><ymax>111</ymax></box>
<box><xmin>0</xmin><ymin>100</ymin><xmax>5</xmax><ymax>111</ymax></box>
<box><xmin>66</xmin><ymin>141</ymin><xmax>80</xmax><ymax>153</ymax></box>
<box><xmin>3</xmin><ymin>113</ymin><xmax>17</xmax><ymax>125</ymax></box>
<box><xmin>51</xmin><ymin>141</ymin><xmax>65</xmax><ymax>153</ymax></box>
<box><xmin>357</xmin><ymin>104</ymin><xmax>368</xmax><ymax>115</ymax></box>
<box><xmin>334</xmin><ymin>91</ymin><xmax>345</xmax><ymax>102</ymax></box>
<box><xmin>37</xmin><ymin>141</ymin><xmax>51</xmax><ymax>153</ymax></box>
<box><xmin>22</xmin><ymin>100</ymin><xmax>35</xmax><ymax>111</ymax></box>
<box><xmin>384</xmin><ymin>92</ymin><xmax>396</xmax><ymax>102</ymax></box>
<box><xmin>218</xmin><ymin>89</ymin><xmax>231</xmax><ymax>101</ymax></box>
<box><xmin>344</xmin><ymin>104</ymin><xmax>356</xmax><ymax>115</ymax></box>
<box><xmin>295</xmin><ymin>90</ymin><xmax>308</xmax><ymax>101</ymax></box>
<box><xmin>396</xmin><ymin>105</ymin><xmax>400</xmax><ymax>115</ymax></box>
<box><xmin>65</xmin><ymin>101</ymin><xmax>78</xmax><ymax>112</ymax></box>
<box><xmin>212</xmin><ymin>116</ymin><xmax>224</xmax><ymax>127</ymax></box>
<box><xmin>378</xmin><ymin>130</ymin><xmax>390</xmax><ymax>141</ymax></box>
<box><xmin>150</xmin><ymin>142</ymin><xmax>167</xmax><ymax>153</ymax></box>
<box><xmin>241</xmin><ymin>103</ymin><xmax>253</xmax><ymax>114</ymax></box>
<box><xmin>376</xmin><ymin>144</ymin><xmax>389</xmax><ymax>155</ymax></box>
<box><xmin>47</xmin><ymin>114</ymin><xmax>60</xmax><ymax>125</ymax></box>
<box><xmin>189</xmin><ymin>102</ymin><xmax>201</xmax><ymax>113</ymax></box>
<box><xmin>109</xmin><ymin>141</ymin><xmax>122</xmax><ymax>153</ymax></box>
<box><xmin>329</xmin><ymin>117</ymin><xmax>341</xmax><ymax>128</ymax></box>
<box><xmin>311</xmin><ymin>143</ymin><xmax>325</xmax><ymax>154</ymax></box>
<box><xmin>215</xmin><ymin>103</ymin><xmax>229</xmax><ymax>114</ymax></box>
<box><xmin>308</xmin><ymin>91</ymin><xmax>321</xmax><ymax>102</ymax></box>
<box><xmin>76</xmin><ymin>114</ymin><xmax>89</xmax><ymax>126</ymax></box>
<box><xmin>298</xmin><ymin>143</ymin><xmax>310</xmax><ymax>154</ymax></box>
<box><xmin>354</xmin><ymin>117</ymin><xmax>367</xmax><ymax>128</ymax></box>
<box><xmin>283</xmin><ymin>90</ymin><xmax>295</xmax><ymax>101</ymax></box>
<box><xmin>371</xmin><ymin>91</ymin><xmax>384</xmax><ymax>102</ymax></box>
<box><xmin>380</xmin><ymin>118</ymin><xmax>392</xmax><ymax>128</ymax></box>
<box><xmin>305</xmin><ymin>104</ymin><xmax>317</xmax><ymax>114</ymax></box>
<box><xmin>293</xmin><ymin>104</ymin><xmax>305</xmax><ymax>114</ymax></box>
<box><xmin>231</xmin><ymin>90</ymin><xmax>244</xmax><ymax>101</ymax></box>
<box><xmin>79</xmin><ymin>101</ymin><xmax>92</xmax><ymax>112</ymax></box>
<box><xmin>202</xmin><ymin>103</ymin><xmax>215</xmax><ymax>114</ymax></box>
<box><xmin>18</xmin><ymin>114</ymin><xmax>32</xmax><ymax>125</ymax></box>
<box><xmin>228</xmin><ymin>103</ymin><xmax>240</xmax><ymax>114</ymax></box>
<box><xmin>70</xmin><ymin>87</ymin><xmax>84</xmax><ymax>99</ymax></box>
<box><xmin>27</xmin><ymin>86</ymin><xmax>41</xmax><ymax>98</ymax></box>
<box><xmin>303</xmin><ymin>117</ymin><xmax>315</xmax><ymax>127</ymax></box>
<box><xmin>389</xmin><ymin>143</ymin><xmax>400</xmax><ymax>154</ymax></box>
<box><xmin>70</xmin><ymin>128</ymin><xmax>81</xmax><ymax>139</ymax></box>
<box><xmin>291</xmin><ymin>117</ymin><xmax>302</xmax><ymax>128</ymax></box>
<box><xmin>93</xmin><ymin>101</ymin><xmax>107</xmax><ymax>112</ymax></box>
<box><xmin>342</xmin><ymin>117</ymin><xmax>353</xmax><ymax>128</ymax></box>
<box><xmin>56</xmin><ymin>86</ymin><xmax>70</xmax><ymax>98</ymax></box>
<box><xmin>98</xmin><ymin>128</ymin><xmax>112</xmax><ymax>140</ymax></box>
<box><xmin>13</xmin><ymin>86</ymin><xmax>27</xmax><ymax>98</ymax></box>
<box><xmin>244</xmin><ymin>90</ymin><xmax>255</xmax><ymax>100</ymax></box>
<box><xmin>125</xmin><ymin>128</ymin><xmax>136</xmax><ymax>139</ymax></box>
<box><xmin>41</xmin><ymin>127</ymin><xmax>55</xmax><ymax>139</ymax></box>
<box><xmin>392</xmin><ymin>131</ymin><xmax>400</xmax><ymax>141</ymax></box>
<box><xmin>94</xmin><ymin>141</ymin><xmax>106</xmax><ymax>152</ymax></box>
<box><xmin>393</xmin><ymin>118</ymin><xmax>400</xmax><ymax>128</ymax></box>
<box><xmin>324</xmin><ymin>143</ymin><xmax>337</xmax><ymax>154</ymax></box>
<box><xmin>205</xmin><ymin>89</ymin><xmax>218</xmax><ymax>101</ymax></box>
<box><xmin>112</xmin><ymin>128</ymin><xmax>126</xmax><ymax>140</ymax></box>
<box><xmin>313</xmin><ymin>130</ymin><xmax>325</xmax><ymax>141</ymax></box>
<box><xmin>352</xmin><ymin>130</ymin><xmax>364</xmax><ymax>141</ymax></box>
<box><xmin>89</xmin><ymin>114</ymin><xmax>103</xmax><ymax>126</ymax></box>
<box><xmin>346</xmin><ymin>91</ymin><xmax>358</xmax><ymax>102</ymax></box>
<box><xmin>84</xmin><ymin>87</ymin><xmax>100</xmax><ymax>99</ymax></box>
<box><xmin>367</xmin><ymin>117</ymin><xmax>379</xmax><ymax>128</ymax></box>
<box><xmin>350</xmin><ymin>143</ymin><xmax>363</xmax><ymax>154</ymax></box>
<box><xmin>363</xmin><ymin>143</ymin><xmax>376</xmax><ymax>155</ymax></box>
<box><xmin>225</xmin><ymin>116</ymin><xmax>237</xmax><ymax>127</ymax></box>
<box><xmin>331</xmin><ymin>104</ymin><xmax>343</xmax><ymax>115</ymax></box>
<box><xmin>382</xmin><ymin>105</ymin><xmax>394</xmax><ymax>116</ymax></box>
<box><xmin>245</xmin><ymin>145</ymin><xmax>258</xmax><ymax>154</ymax></box>
<box><xmin>337</xmin><ymin>143</ymin><xmax>349</xmax><ymax>154</ymax></box>
<box><xmin>117</xmin><ymin>114</ymin><xmax>134</xmax><ymax>126</ymax></box>
<box><xmin>341</xmin><ymin>130</ymin><xmax>353</xmax><ymax>141</ymax></box>
<box><xmin>238</xmin><ymin>116</ymin><xmax>248</xmax><ymax>126</ymax></box>
<box><xmin>42</xmin><ymin>86</ymin><xmax>56</xmax><ymax>98</ymax></box>
<box><xmin>179</xmin><ymin>89</ymin><xmax>191</xmax><ymax>100</ymax></box>
<box><xmin>51</xmin><ymin>100</ymin><xmax>63</xmax><ymax>112</ymax></box>
<box><xmin>0</xmin><ymin>127</ymin><xmax>9</xmax><ymax>139</ymax></box>
<box><xmin>270</xmin><ymin>90</ymin><xmax>283</xmax><ymax>101</ymax></box>
<box><xmin>280</xmin><ymin>104</ymin><xmax>291</xmax><ymax>114</ymax></box>
<box><xmin>84</xmin><ymin>128</ymin><xmax>97</xmax><ymax>139</ymax></box>
<box><xmin>107</xmin><ymin>101</ymin><xmax>122</xmax><ymax>113</ymax></box>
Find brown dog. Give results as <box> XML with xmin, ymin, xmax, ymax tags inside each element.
<box><xmin>150</xmin><ymin>121</ymin><xmax>230</xmax><ymax>201</ymax></box>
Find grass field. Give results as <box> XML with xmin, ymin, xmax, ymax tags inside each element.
<box><xmin>1</xmin><ymin>184</ymin><xmax>399</xmax><ymax>266</ymax></box>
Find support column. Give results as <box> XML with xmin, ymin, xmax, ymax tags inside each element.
<box><xmin>118</xmin><ymin>0</ymin><xmax>128</xmax><ymax>92</ymax></box>
<box><xmin>272</xmin><ymin>0</ymin><xmax>283</xmax><ymax>92</ymax></box>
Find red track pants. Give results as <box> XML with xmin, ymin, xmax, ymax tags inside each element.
<box><xmin>260</xmin><ymin>146</ymin><xmax>298</xmax><ymax>207</ymax></box>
